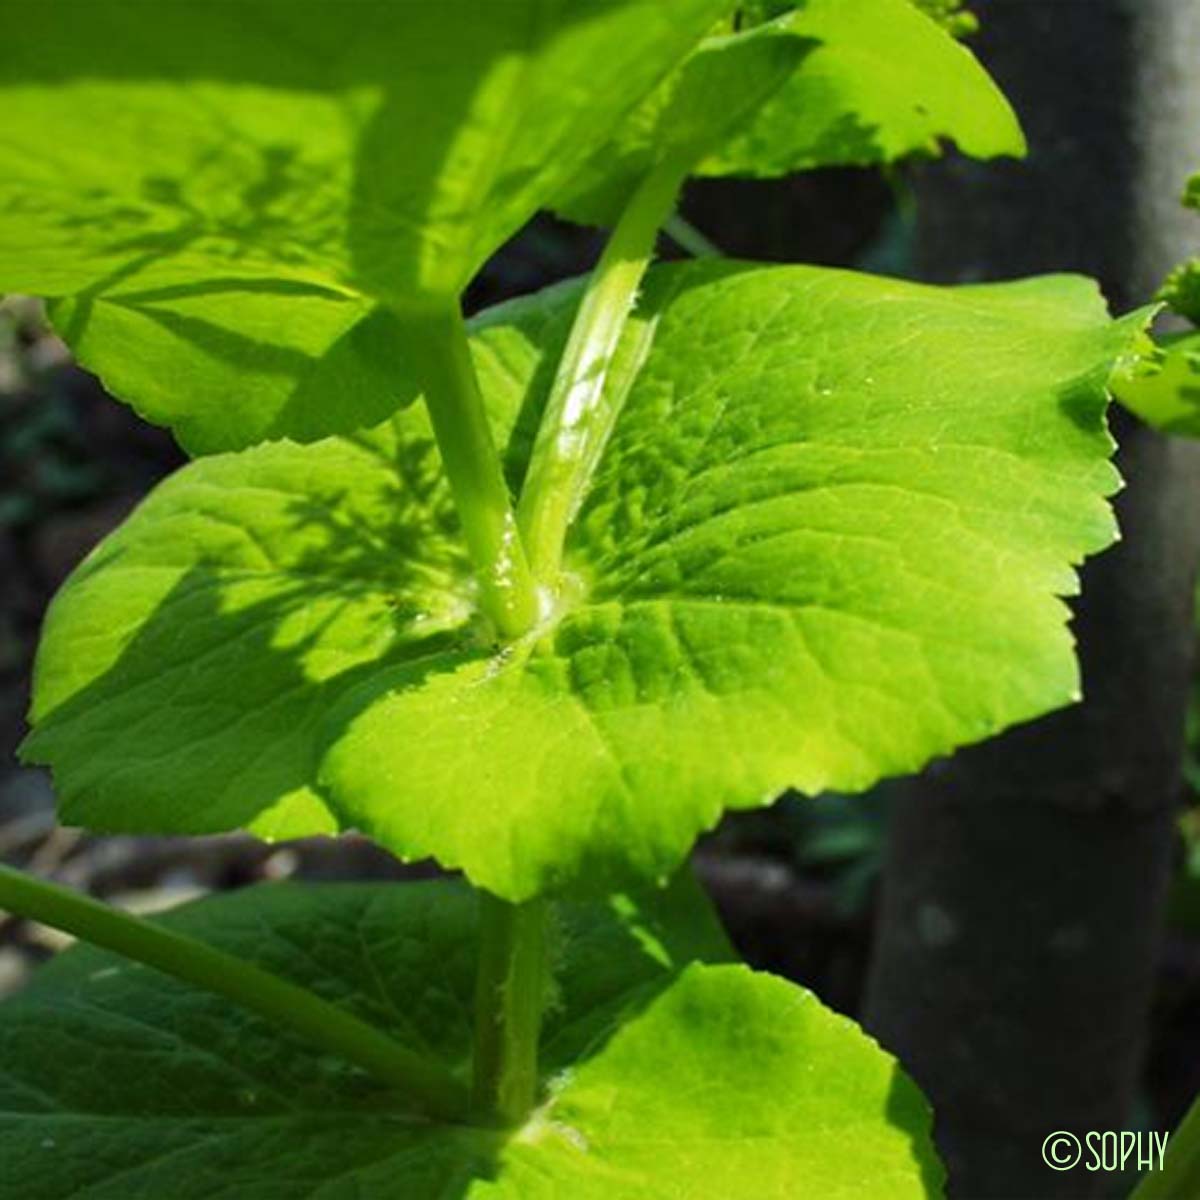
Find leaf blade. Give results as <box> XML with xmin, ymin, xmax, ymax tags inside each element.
<box><xmin>25</xmin><ymin>264</ymin><xmax>1141</xmax><ymax>899</ymax></box>
<box><xmin>556</xmin><ymin>0</ymin><xmax>1025</xmax><ymax>228</ymax></box>
<box><xmin>1111</xmin><ymin>330</ymin><xmax>1200</xmax><ymax>437</ymax></box>
<box><xmin>0</xmin><ymin>878</ymin><xmax>941</xmax><ymax>1199</ymax></box>
<box><xmin>0</xmin><ymin>0</ymin><xmax>731</xmax><ymax>450</ymax></box>
<box><xmin>704</xmin><ymin>0</ymin><xmax>1025</xmax><ymax>178</ymax></box>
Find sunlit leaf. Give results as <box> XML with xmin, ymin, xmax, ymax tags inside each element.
<box><xmin>0</xmin><ymin>877</ymin><xmax>942</xmax><ymax>1199</ymax></box>
<box><xmin>0</xmin><ymin>0</ymin><xmax>729</xmax><ymax>451</ymax></box>
<box><xmin>24</xmin><ymin>264</ymin><xmax>1139</xmax><ymax>898</ymax></box>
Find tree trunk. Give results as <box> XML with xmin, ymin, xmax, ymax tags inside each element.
<box><xmin>863</xmin><ymin>3</ymin><xmax>1200</xmax><ymax>1197</ymax></box>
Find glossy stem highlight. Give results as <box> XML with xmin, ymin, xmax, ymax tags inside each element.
<box><xmin>406</xmin><ymin>304</ymin><xmax>538</xmax><ymax>639</ymax></box>
<box><xmin>517</xmin><ymin>154</ymin><xmax>691</xmax><ymax>584</ymax></box>
<box><xmin>471</xmin><ymin>892</ymin><xmax>547</xmax><ymax>1125</ymax></box>
<box><xmin>0</xmin><ymin>865</ymin><xmax>469</xmax><ymax>1123</ymax></box>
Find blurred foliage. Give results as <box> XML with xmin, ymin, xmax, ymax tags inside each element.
<box><xmin>854</xmin><ymin>170</ymin><xmax>918</xmax><ymax>276</ymax></box>
<box><xmin>1168</xmin><ymin>807</ymin><xmax>1200</xmax><ymax>938</ymax></box>
<box><xmin>0</xmin><ymin>298</ymin><xmax>104</xmax><ymax>532</ymax></box>
<box><xmin>1157</xmin><ymin>174</ymin><xmax>1200</xmax><ymax>324</ymax></box>
<box><xmin>789</xmin><ymin>792</ymin><xmax>893</xmax><ymax>916</ymax></box>
<box><xmin>1159</xmin><ymin>257</ymin><xmax>1200</xmax><ymax>326</ymax></box>
<box><xmin>714</xmin><ymin>790</ymin><xmax>893</xmax><ymax>917</ymax></box>
<box><xmin>911</xmin><ymin>0</ymin><xmax>978</xmax><ymax>38</ymax></box>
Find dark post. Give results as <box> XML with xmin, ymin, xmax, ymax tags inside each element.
<box><xmin>863</xmin><ymin>3</ymin><xmax>1200</xmax><ymax>1197</ymax></box>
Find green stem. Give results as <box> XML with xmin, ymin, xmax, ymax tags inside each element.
<box><xmin>0</xmin><ymin>865</ymin><xmax>469</xmax><ymax>1124</ymax></box>
<box><xmin>404</xmin><ymin>304</ymin><xmax>538</xmax><ymax>639</ymax></box>
<box><xmin>664</xmin><ymin>213</ymin><xmax>721</xmax><ymax>259</ymax></box>
<box><xmin>517</xmin><ymin>153</ymin><xmax>692</xmax><ymax>585</ymax></box>
<box><xmin>471</xmin><ymin>892</ymin><xmax>547</xmax><ymax>1125</ymax></box>
<box><xmin>1130</xmin><ymin>1093</ymin><xmax>1200</xmax><ymax>1199</ymax></box>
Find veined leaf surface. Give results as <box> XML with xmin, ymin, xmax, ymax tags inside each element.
<box><xmin>0</xmin><ymin>878</ymin><xmax>943</xmax><ymax>1199</ymax></box>
<box><xmin>24</xmin><ymin>263</ymin><xmax>1139</xmax><ymax>898</ymax></box>
<box><xmin>557</xmin><ymin>0</ymin><xmax>1024</xmax><ymax>227</ymax></box>
<box><xmin>705</xmin><ymin>0</ymin><xmax>1023</xmax><ymax>178</ymax></box>
<box><xmin>0</xmin><ymin>0</ymin><xmax>728</xmax><ymax>451</ymax></box>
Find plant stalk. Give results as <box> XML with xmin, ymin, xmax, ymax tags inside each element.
<box><xmin>517</xmin><ymin>153</ymin><xmax>692</xmax><ymax>585</ymax></box>
<box><xmin>471</xmin><ymin>892</ymin><xmax>547</xmax><ymax>1125</ymax></box>
<box><xmin>664</xmin><ymin>213</ymin><xmax>721</xmax><ymax>259</ymax></box>
<box><xmin>0</xmin><ymin>865</ymin><xmax>469</xmax><ymax>1123</ymax></box>
<box><xmin>404</xmin><ymin>304</ymin><xmax>538</xmax><ymax>639</ymax></box>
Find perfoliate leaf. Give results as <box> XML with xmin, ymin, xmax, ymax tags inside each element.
<box><xmin>1111</xmin><ymin>330</ymin><xmax>1200</xmax><ymax>438</ymax></box>
<box><xmin>19</xmin><ymin>281</ymin><xmax>577</xmax><ymax>844</ymax></box>
<box><xmin>24</xmin><ymin>263</ymin><xmax>1139</xmax><ymax>899</ymax></box>
<box><xmin>0</xmin><ymin>878</ymin><xmax>943</xmax><ymax>1199</ymax></box>
<box><xmin>0</xmin><ymin>0</ymin><xmax>729</xmax><ymax>452</ymax></box>
<box><xmin>702</xmin><ymin>0</ymin><xmax>1023</xmax><ymax>179</ymax></box>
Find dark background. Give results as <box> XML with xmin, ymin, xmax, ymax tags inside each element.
<box><xmin>3</xmin><ymin>5</ymin><xmax>1200</xmax><ymax>1198</ymax></box>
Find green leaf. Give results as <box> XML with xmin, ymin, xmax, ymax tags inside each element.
<box><xmin>1151</xmin><ymin>172</ymin><xmax>1200</xmax><ymax>325</ymax></box>
<box><xmin>0</xmin><ymin>0</ymin><xmax>729</xmax><ymax>452</ymax></box>
<box><xmin>700</xmin><ymin>0</ymin><xmax>1022</xmax><ymax>177</ymax></box>
<box><xmin>1185</xmin><ymin>173</ymin><xmax>1200</xmax><ymax>212</ymax></box>
<box><xmin>1157</xmin><ymin>173</ymin><xmax>1200</xmax><ymax>323</ymax></box>
<box><xmin>703</xmin><ymin>0</ymin><xmax>1024</xmax><ymax>179</ymax></box>
<box><xmin>19</xmin><ymin>282</ymin><xmax>577</xmax><ymax>844</ymax></box>
<box><xmin>20</xmin><ymin>418</ymin><xmax>463</xmax><ymax>842</ymax></box>
<box><xmin>1159</xmin><ymin>259</ymin><xmax>1200</xmax><ymax>325</ymax></box>
<box><xmin>909</xmin><ymin>0</ymin><xmax>978</xmax><ymax>38</ymax></box>
<box><xmin>48</xmin><ymin>290</ymin><xmax>418</xmax><ymax>456</ymax></box>
<box><xmin>1111</xmin><ymin>330</ymin><xmax>1200</xmax><ymax>437</ymax></box>
<box><xmin>0</xmin><ymin>878</ymin><xmax>943</xmax><ymax>1199</ymax></box>
<box><xmin>24</xmin><ymin>263</ymin><xmax>1139</xmax><ymax>899</ymax></box>
<box><xmin>552</xmin><ymin>18</ymin><xmax>811</xmax><ymax>227</ymax></box>
<box><xmin>557</xmin><ymin>0</ymin><xmax>1021</xmax><ymax>227</ymax></box>
<box><xmin>735</xmin><ymin>1</ymin><xmax>795</xmax><ymax>23</ymax></box>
